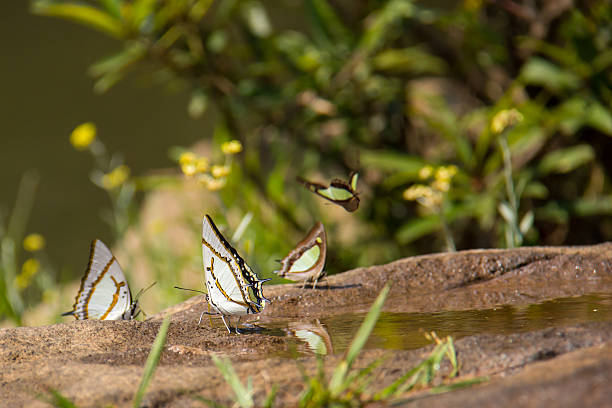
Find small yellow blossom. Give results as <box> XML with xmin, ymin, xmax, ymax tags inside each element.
<box><xmin>179</xmin><ymin>152</ymin><xmax>197</xmax><ymax>176</ymax></box>
<box><xmin>403</xmin><ymin>184</ymin><xmax>443</xmax><ymax>208</ymax></box>
<box><xmin>432</xmin><ymin>178</ymin><xmax>451</xmax><ymax>193</ymax></box>
<box><xmin>211</xmin><ymin>165</ymin><xmax>231</xmax><ymax>179</ymax></box>
<box><xmin>221</xmin><ymin>140</ymin><xmax>243</xmax><ymax>155</ymax></box>
<box><xmin>198</xmin><ymin>174</ymin><xmax>226</xmax><ymax>191</ymax></box>
<box><xmin>491</xmin><ymin>108</ymin><xmax>524</xmax><ymax>134</ymax></box>
<box><xmin>102</xmin><ymin>165</ymin><xmax>130</xmax><ymax>190</ymax></box>
<box><xmin>418</xmin><ymin>165</ymin><xmax>434</xmax><ymax>180</ymax></box>
<box><xmin>195</xmin><ymin>157</ymin><xmax>209</xmax><ymax>173</ymax></box>
<box><xmin>15</xmin><ymin>258</ymin><xmax>40</xmax><ymax>290</ymax></box>
<box><xmin>434</xmin><ymin>165</ymin><xmax>458</xmax><ymax>185</ymax></box>
<box><xmin>23</xmin><ymin>233</ymin><xmax>45</xmax><ymax>252</ymax></box>
<box><xmin>179</xmin><ymin>151</ymin><xmax>196</xmax><ymax>165</ymax></box>
<box><xmin>70</xmin><ymin>122</ymin><xmax>96</xmax><ymax>150</ymax></box>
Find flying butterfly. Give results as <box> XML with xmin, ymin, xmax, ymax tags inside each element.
<box><xmin>198</xmin><ymin>214</ymin><xmax>270</xmax><ymax>333</ymax></box>
<box><xmin>63</xmin><ymin>240</ymin><xmax>154</xmax><ymax>320</ymax></box>
<box><xmin>298</xmin><ymin>172</ymin><xmax>359</xmax><ymax>212</ymax></box>
<box><xmin>274</xmin><ymin>222</ymin><xmax>327</xmax><ymax>289</ymax></box>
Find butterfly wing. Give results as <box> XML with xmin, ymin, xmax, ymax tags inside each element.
<box><xmin>274</xmin><ymin>222</ymin><xmax>327</xmax><ymax>283</ymax></box>
<box><xmin>202</xmin><ymin>215</ymin><xmax>261</xmax><ymax>316</ymax></box>
<box><xmin>299</xmin><ymin>175</ymin><xmax>360</xmax><ymax>212</ymax></box>
<box><xmin>66</xmin><ymin>240</ymin><xmax>132</xmax><ymax>320</ymax></box>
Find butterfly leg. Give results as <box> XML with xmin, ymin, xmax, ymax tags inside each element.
<box><xmin>198</xmin><ymin>309</ymin><xmax>207</xmax><ymax>326</ymax></box>
<box><xmin>235</xmin><ymin>316</ymin><xmax>242</xmax><ymax>334</ymax></box>
<box><xmin>220</xmin><ymin>314</ymin><xmax>232</xmax><ymax>333</ymax></box>
<box><xmin>312</xmin><ymin>278</ymin><xmax>318</xmax><ymax>290</ymax></box>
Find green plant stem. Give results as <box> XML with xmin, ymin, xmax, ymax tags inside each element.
<box><xmin>499</xmin><ymin>134</ymin><xmax>521</xmax><ymax>248</ymax></box>
<box><xmin>438</xmin><ymin>202</ymin><xmax>456</xmax><ymax>252</ymax></box>
<box><xmin>133</xmin><ymin>317</ymin><xmax>170</xmax><ymax>408</ymax></box>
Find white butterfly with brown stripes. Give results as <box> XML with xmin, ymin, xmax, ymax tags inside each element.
<box><xmin>201</xmin><ymin>214</ymin><xmax>269</xmax><ymax>333</ymax></box>
<box><xmin>62</xmin><ymin>240</ymin><xmax>152</xmax><ymax>320</ymax></box>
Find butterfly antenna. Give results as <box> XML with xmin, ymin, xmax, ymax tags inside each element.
<box><xmin>134</xmin><ymin>281</ymin><xmax>157</xmax><ymax>301</ymax></box>
<box><xmin>259</xmin><ymin>278</ymin><xmax>273</xmax><ymax>283</ymax></box>
<box><xmin>61</xmin><ymin>310</ymin><xmax>75</xmax><ymax>316</ymax></box>
<box><xmin>174</xmin><ymin>286</ymin><xmax>207</xmax><ymax>295</ymax></box>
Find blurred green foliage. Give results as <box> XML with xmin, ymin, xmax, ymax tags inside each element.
<box><xmin>27</xmin><ymin>0</ymin><xmax>612</xmax><ymax>284</ymax></box>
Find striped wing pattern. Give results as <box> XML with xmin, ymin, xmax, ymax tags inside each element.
<box><xmin>274</xmin><ymin>222</ymin><xmax>327</xmax><ymax>284</ymax></box>
<box><xmin>66</xmin><ymin>240</ymin><xmax>133</xmax><ymax>320</ymax></box>
<box><xmin>202</xmin><ymin>215</ymin><xmax>265</xmax><ymax>317</ymax></box>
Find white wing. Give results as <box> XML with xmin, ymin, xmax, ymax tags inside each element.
<box><xmin>202</xmin><ymin>215</ymin><xmax>255</xmax><ymax>316</ymax></box>
<box><xmin>71</xmin><ymin>240</ymin><xmax>132</xmax><ymax>320</ymax></box>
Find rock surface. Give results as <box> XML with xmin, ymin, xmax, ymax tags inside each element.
<box><xmin>1</xmin><ymin>243</ymin><xmax>611</xmax><ymax>407</ymax></box>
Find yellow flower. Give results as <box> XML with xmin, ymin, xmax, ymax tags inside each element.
<box><xmin>102</xmin><ymin>165</ymin><xmax>130</xmax><ymax>190</ymax></box>
<box><xmin>491</xmin><ymin>108</ymin><xmax>523</xmax><ymax>134</ymax></box>
<box><xmin>418</xmin><ymin>165</ymin><xmax>434</xmax><ymax>180</ymax></box>
<box><xmin>403</xmin><ymin>184</ymin><xmax>442</xmax><ymax>208</ymax></box>
<box><xmin>179</xmin><ymin>151</ymin><xmax>196</xmax><ymax>165</ymax></box>
<box><xmin>15</xmin><ymin>258</ymin><xmax>40</xmax><ymax>290</ymax></box>
<box><xmin>195</xmin><ymin>157</ymin><xmax>209</xmax><ymax>173</ymax></box>
<box><xmin>211</xmin><ymin>165</ymin><xmax>231</xmax><ymax>179</ymax></box>
<box><xmin>179</xmin><ymin>152</ymin><xmax>197</xmax><ymax>176</ymax></box>
<box><xmin>432</xmin><ymin>178</ymin><xmax>451</xmax><ymax>193</ymax></box>
<box><xmin>70</xmin><ymin>122</ymin><xmax>96</xmax><ymax>150</ymax></box>
<box><xmin>23</xmin><ymin>233</ymin><xmax>45</xmax><ymax>252</ymax></box>
<box><xmin>434</xmin><ymin>165</ymin><xmax>458</xmax><ymax>185</ymax></box>
<box><xmin>198</xmin><ymin>174</ymin><xmax>226</xmax><ymax>191</ymax></box>
<box><xmin>221</xmin><ymin>140</ymin><xmax>243</xmax><ymax>155</ymax></box>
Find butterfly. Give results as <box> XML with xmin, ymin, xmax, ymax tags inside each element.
<box><xmin>298</xmin><ymin>172</ymin><xmax>360</xmax><ymax>212</ymax></box>
<box><xmin>274</xmin><ymin>222</ymin><xmax>327</xmax><ymax>289</ymax></box>
<box><xmin>200</xmin><ymin>214</ymin><xmax>270</xmax><ymax>333</ymax></box>
<box><xmin>63</xmin><ymin>240</ymin><xmax>154</xmax><ymax>320</ymax></box>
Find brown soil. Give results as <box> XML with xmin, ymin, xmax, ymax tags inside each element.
<box><xmin>1</xmin><ymin>243</ymin><xmax>612</xmax><ymax>407</ymax></box>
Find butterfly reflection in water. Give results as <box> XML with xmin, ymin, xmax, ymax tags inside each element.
<box><xmin>63</xmin><ymin>240</ymin><xmax>154</xmax><ymax>320</ymax></box>
<box><xmin>298</xmin><ymin>172</ymin><xmax>359</xmax><ymax>212</ymax></box>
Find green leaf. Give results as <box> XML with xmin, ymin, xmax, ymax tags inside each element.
<box><xmin>306</xmin><ymin>0</ymin><xmax>353</xmax><ymax>48</ymax></box>
<box><xmin>133</xmin><ymin>317</ymin><xmax>171</xmax><ymax>408</ymax></box>
<box><xmin>132</xmin><ymin>0</ymin><xmax>157</xmax><ymax>32</ymax></box>
<box><xmin>89</xmin><ymin>43</ymin><xmax>146</xmax><ymax>80</ymax></box>
<box><xmin>519</xmin><ymin>210</ymin><xmax>534</xmax><ymax>235</ymax></box>
<box><xmin>359</xmin><ymin>0</ymin><xmax>416</xmax><ymax>55</ymax></box>
<box><xmin>519</xmin><ymin>57</ymin><xmax>580</xmax><ymax>93</ymax></box>
<box><xmin>537</xmin><ymin>144</ymin><xmax>595</xmax><ymax>175</ymax></box>
<box><xmin>586</xmin><ymin>102</ymin><xmax>612</xmax><ymax>135</ymax></box>
<box><xmin>329</xmin><ymin>284</ymin><xmax>390</xmax><ymax>395</ymax></box>
<box><xmin>98</xmin><ymin>0</ymin><xmax>122</xmax><ymax>19</ymax></box>
<box><xmin>241</xmin><ymin>1</ymin><xmax>271</xmax><ymax>38</ymax></box>
<box><xmin>373</xmin><ymin>47</ymin><xmax>447</xmax><ymax>75</ymax></box>
<box><xmin>360</xmin><ymin>150</ymin><xmax>425</xmax><ymax>173</ymax></box>
<box><xmin>395</xmin><ymin>216</ymin><xmax>439</xmax><ymax>244</ymax></box>
<box><xmin>31</xmin><ymin>2</ymin><xmax>124</xmax><ymax>38</ymax></box>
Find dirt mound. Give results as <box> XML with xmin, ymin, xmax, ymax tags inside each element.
<box><xmin>1</xmin><ymin>243</ymin><xmax>611</xmax><ymax>407</ymax></box>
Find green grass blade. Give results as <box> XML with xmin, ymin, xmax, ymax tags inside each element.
<box><xmin>132</xmin><ymin>317</ymin><xmax>170</xmax><ymax>408</ymax></box>
<box><xmin>428</xmin><ymin>376</ymin><xmax>489</xmax><ymax>395</ymax></box>
<box><xmin>329</xmin><ymin>284</ymin><xmax>390</xmax><ymax>394</ymax></box>
<box><xmin>193</xmin><ymin>396</ymin><xmax>228</xmax><ymax>408</ymax></box>
<box><xmin>43</xmin><ymin>388</ymin><xmax>79</xmax><ymax>408</ymax></box>
<box><xmin>211</xmin><ymin>354</ymin><xmax>254</xmax><ymax>408</ymax></box>
<box><xmin>262</xmin><ymin>385</ymin><xmax>277</xmax><ymax>408</ymax></box>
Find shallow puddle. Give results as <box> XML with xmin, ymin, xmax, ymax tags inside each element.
<box><xmin>267</xmin><ymin>293</ymin><xmax>612</xmax><ymax>355</ymax></box>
